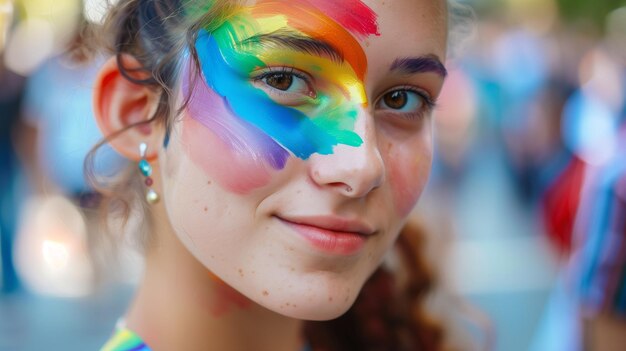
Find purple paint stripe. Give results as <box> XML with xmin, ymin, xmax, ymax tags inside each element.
<box><xmin>221</xmin><ymin>98</ymin><xmax>289</xmax><ymax>169</ymax></box>
<box><xmin>128</xmin><ymin>343</ymin><xmax>150</xmax><ymax>351</ymax></box>
<box><xmin>182</xmin><ymin>59</ymin><xmax>289</xmax><ymax>170</ymax></box>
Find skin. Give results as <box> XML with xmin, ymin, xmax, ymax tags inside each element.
<box><xmin>93</xmin><ymin>0</ymin><xmax>448</xmax><ymax>350</ymax></box>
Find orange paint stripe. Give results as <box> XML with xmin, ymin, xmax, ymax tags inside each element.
<box><xmin>251</xmin><ymin>1</ymin><xmax>368</xmax><ymax>81</ymax></box>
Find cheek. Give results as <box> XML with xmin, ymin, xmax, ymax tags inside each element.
<box><xmin>180</xmin><ymin>64</ymin><xmax>291</xmax><ymax>194</ymax></box>
<box><xmin>385</xmin><ymin>138</ymin><xmax>433</xmax><ymax>217</ymax></box>
<box><xmin>182</xmin><ymin>117</ymin><xmax>272</xmax><ymax>194</ymax></box>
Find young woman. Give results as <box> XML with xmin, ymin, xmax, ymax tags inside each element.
<box><xmin>91</xmin><ymin>0</ymin><xmax>456</xmax><ymax>349</ymax></box>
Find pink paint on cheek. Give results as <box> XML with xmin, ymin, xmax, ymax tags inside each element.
<box><xmin>180</xmin><ymin>60</ymin><xmax>289</xmax><ymax>194</ymax></box>
<box><xmin>182</xmin><ymin>117</ymin><xmax>272</xmax><ymax>194</ymax></box>
<box><xmin>387</xmin><ymin>146</ymin><xmax>432</xmax><ymax>217</ymax></box>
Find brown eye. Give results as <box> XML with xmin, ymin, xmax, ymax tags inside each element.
<box><xmin>253</xmin><ymin>68</ymin><xmax>316</xmax><ymax>106</ymax></box>
<box><xmin>383</xmin><ymin>91</ymin><xmax>408</xmax><ymax>109</ymax></box>
<box><xmin>265</xmin><ymin>73</ymin><xmax>293</xmax><ymax>91</ymax></box>
<box><xmin>376</xmin><ymin>88</ymin><xmax>430</xmax><ymax>119</ymax></box>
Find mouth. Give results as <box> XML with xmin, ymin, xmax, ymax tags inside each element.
<box><xmin>275</xmin><ymin>215</ymin><xmax>375</xmax><ymax>256</ymax></box>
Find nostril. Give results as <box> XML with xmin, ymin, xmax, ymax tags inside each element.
<box><xmin>308</xmin><ymin>143</ymin><xmax>385</xmax><ymax>198</ymax></box>
<box><xmin>325</xmin><ymin>181</ymin><xmax>356</xmax><ymax>195</ymax></box>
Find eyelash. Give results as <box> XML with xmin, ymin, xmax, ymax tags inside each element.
<box><xmin>376</xmin><ymin>85</ymin><xmax>437</xmax><ymax>121</ymax></box>
<box><xmin>254</xmin><ymin>67</ymin><xmax>313</xmax><ymax>89</ymax></box>
<box><xmin>252</xmin><ymin>67</ymin><xmax>437</xmax><ymax>120</ymax></box>
<box><xmin>255</xmin><ymin>66</ymin><xmax>308</xmax><ymax>79</ymax></box>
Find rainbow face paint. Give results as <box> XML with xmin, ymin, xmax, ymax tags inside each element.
<box><xmin>101</xmin><ymin>327</ymin><xmax>151</xmax><ymax>351</ymax></box>
<box><xmin>183</xmin><ymin>0</ymin><xmax>379</xmax><ymax>177</ymax></box>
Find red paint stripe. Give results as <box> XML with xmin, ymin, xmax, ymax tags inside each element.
<box><xmin>293</xmin><ymin>0</ymin><xmax>380</xmax><ymax>38</ymax></box>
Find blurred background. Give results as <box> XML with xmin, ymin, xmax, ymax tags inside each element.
<box><xmin>0</xmin><ymin>0</ymin><xmax>625</xmax><ymax>350</ymax></box>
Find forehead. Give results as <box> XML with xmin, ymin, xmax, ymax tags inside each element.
<box><xmin>238</xmin><ymin>0</ymin><xmax>448</xmax><ymax>60</ymax></box>
<box><xmin>366</xmin><ymin>0</ymin><xmax>448</xmax><ymax>67</ymax></box>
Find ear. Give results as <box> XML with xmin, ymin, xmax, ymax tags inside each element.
<box><xmin>93</xmin><ymin>54</ymin><xmax>163</xmax><ymax>161</ymax></box>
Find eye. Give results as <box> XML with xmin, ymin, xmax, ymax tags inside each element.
<box><xmin>264</xmin><ymin>72</ymin><xmax>294</xmax><ymax>91</ymax></box>
<box><xmin>252</xmin><ymin>67</ymin><xmax>316</xmax><ymax>106</ymax></box>
<box><xmin>376</xmin><ymin>87</ymin><xmax>435</xmax><ymax>120</ymax></box>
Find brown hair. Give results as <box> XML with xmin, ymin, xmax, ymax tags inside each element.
<box><xmin>86</xmin><ymin>1</ymin><xmax>457</xmax><ymax>349</ymax></box>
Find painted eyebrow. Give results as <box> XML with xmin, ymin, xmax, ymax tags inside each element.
<box><xmin>239</xmin><ymin>29</ymin><xmax>345</xmax><ymax>64</ymax></box>
<box><xmin>390</xmin><ymin>55</ymin><xmax>448</xmax><ymax>78</ymax></box>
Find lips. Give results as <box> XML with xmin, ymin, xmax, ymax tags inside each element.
<box><xmin>276</xmin><ymin>215</ymin><xmax>375</xmax><ymax>255</ymax></box>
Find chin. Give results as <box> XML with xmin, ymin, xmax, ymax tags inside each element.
<box><xmin>246</xmin><ymin>272</ymin><xmax>366</xmax><ymax>321</ymax></box>
<box><xmin>261</xmin><ymin>292</ymin><xmax>358</xmax><ymax>321</ymax></box>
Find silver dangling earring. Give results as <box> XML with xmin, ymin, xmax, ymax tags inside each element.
<box><xmin>138</xmin><ymin>143</ymin><xmax>160</xmax><ymax>204</ymax></box>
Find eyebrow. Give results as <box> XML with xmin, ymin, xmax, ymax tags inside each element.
<box><xmin>239</xmin><ymin>29</ymin><xmax>345</xmax><ymax>64</ymax></box>
<box><xmin>390</xmin><ymin>55</ymin><xmax>448</xmax><ymax>78</ymax></box>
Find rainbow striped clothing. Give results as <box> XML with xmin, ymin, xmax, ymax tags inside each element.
<box><xmin>101</xmin><ymin>326</ymin><xmax>151</xmax><ymax>351</ymax></box>
<box><xmin>100</xmin><ymin>322</ymin><xmax>313</xmax><ymax>351</ymax></box>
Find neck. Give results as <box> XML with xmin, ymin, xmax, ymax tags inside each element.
<box><xmin>124</xmin><ymin>208</ymin><xmax>304</xmax><ymax>351</ymax></box>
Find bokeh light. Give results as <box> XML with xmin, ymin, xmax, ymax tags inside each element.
<box><xmin>4</xmin><ymin>18</ymin><xmax>55</xmax><ymax>76</ymax></box>
<box><xmin>606</xmin><ymin>6</ymin><xmax>626</xmax><ymax>60</ymax></box>
<box><xmin>14</xmin><ymin>196</ymin><xmax>94</xmax><ymax>297</ymax></box>
<box><xmin>578</xmin><ymin>49</ymin><xmax>625</xmax><ymax>112</ymax></box>
<box><xmin>0</xmin><ymin>0</ymin><xmax>13</xmax><ymax>53</ymax></box>
<box><xmin>84</xmin><ymin>0</ymin><xmax>118</xmax><ymax>24</ymax></box>
<box><xmin>3</xmin><ymin>0</ymin><xmax>80</xmax><ymax>75</ymax></box>
<box><xmin>562</xmin><ymin>91</ymin><xmax>618</xmax><ymax>165</ymax></box>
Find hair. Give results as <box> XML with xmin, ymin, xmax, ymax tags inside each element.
<box><xmin>85</xmin><ymin>0</ymin><xmax>474</xmax><ymax>349</ymax></box>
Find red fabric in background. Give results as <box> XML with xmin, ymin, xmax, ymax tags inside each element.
<box><xmin>542</xmin><ymin>157</ymin><xmax>587</xmax><ymax>255</ymax></box>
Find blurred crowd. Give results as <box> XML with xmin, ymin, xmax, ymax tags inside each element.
<box><xmin>0</xmin><ymin>0</ymin><xmax>625</xmax><ymax>350</ymax></box>
<box><xmin>425</xmin><ymin>1</ymin><xmax>626</xmax><ymax>349</ymax></box>
<box><xmin>0</xmin><ymin>0</ymin><xmax>135</xmax><ymax>299</ymax></box>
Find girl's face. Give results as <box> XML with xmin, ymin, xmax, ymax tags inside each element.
<box><xmin>159</xmin><ymin>0</ymin><xmax>447</xmax><ymax>320</ymax></box>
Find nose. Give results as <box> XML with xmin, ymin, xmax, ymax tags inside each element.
<box><xmin>308</xmin><ymin>110</ymin><xmax>385</xmax><ymax>198</ymax></box>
